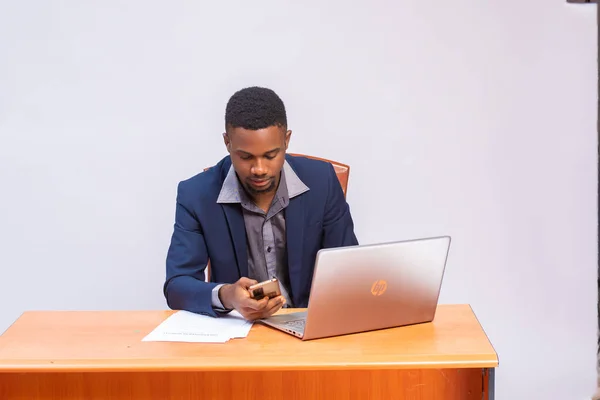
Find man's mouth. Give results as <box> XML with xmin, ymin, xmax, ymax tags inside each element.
<box><xmin>250</xmin><ymin>178</ymin><xmax>270</xmax><ymax>187</ymax></box>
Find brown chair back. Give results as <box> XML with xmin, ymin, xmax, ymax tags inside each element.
<box><xmin>287</xmin><ymin>153</ymin><xmax>350</xmax><ymax>198</ymax></box>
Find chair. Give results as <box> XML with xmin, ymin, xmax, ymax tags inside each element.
<box><xmin>287</xmin><ymin>153</ymin><xmax>350</xmax><ymax>198</ymax></box>
<box><xmin>203</xmin><ymin>153</ymin><xmax>350</xmax><ymax>282</ymax></box>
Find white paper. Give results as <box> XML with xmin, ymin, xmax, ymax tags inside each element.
<box><xmin>142</xmin><ymin>310</ymin><xmax>253</xmax><ymax>343</ymax></box>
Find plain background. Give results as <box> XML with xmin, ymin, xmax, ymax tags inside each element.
<box><xmin>0</xmin><ymin>1</ymin><xmax>597</xmax><ymax>399</ymax></box>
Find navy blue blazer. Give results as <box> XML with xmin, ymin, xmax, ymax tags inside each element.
<box><xmin>163</xmin><ymin>154</ymin><xmax>359</xmax><ymax>317</ymax></box>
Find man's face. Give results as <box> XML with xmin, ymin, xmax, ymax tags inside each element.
<box><xmin>224</xmin><ymin>125</ymin><xmax>291</xmax><ymax>197</ymax></box>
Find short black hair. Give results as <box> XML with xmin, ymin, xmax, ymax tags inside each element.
<box><xmin>225</xmin><ymin>86</ymin><xmax>287</xmax><ymax>131</ymax></box>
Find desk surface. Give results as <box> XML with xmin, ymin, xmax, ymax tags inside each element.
<box><xmin>0</xmin><ymin>304</ymin><xmax>498</xmax><ymax>373</ymax></box>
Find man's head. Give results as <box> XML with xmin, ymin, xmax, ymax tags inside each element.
<box><xmin>223</xmin><ymin>87</ymin><xmax>291</xmax><ymax>197</ymax></box>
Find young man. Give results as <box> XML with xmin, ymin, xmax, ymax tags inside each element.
<box><xmin>163</xmin><ymin>86</ymin><xmax>358</xmax><ymax>320</ymax></box>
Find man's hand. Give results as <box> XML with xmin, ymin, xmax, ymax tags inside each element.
<box><xmin>219</xmin><ymin>277</ymin><xmax>285</xmax><ymax>320</ymax></box>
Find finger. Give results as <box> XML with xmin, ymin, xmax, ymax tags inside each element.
<box><xmin>240</xmin><ymin>304</ymin><xmax>263</xmax><ymax>313</ymax></box>
<box><xmin>266</xmin><ymin>296</ymin><xmax>285</xmax><ymax>312</ymax></box>
<box><xmin>266</xmin><ymin>295</ymin><xmax>284</xmax><ymax>307</ymax></box>
<box><xmin>241</xmin><ymin>313</ymin><xmax>257</xmax><ymax>321</ymax></box>
<box><xmin>241</xmin><ymin>310</ymin><xmax>262</xmax><ymax>321</ymax></box>
<box><xmin>241</xmin><ymin>297</ymin><xmax>268</xmax><ymax>311</ymax></box>
<box><xmin>238</xmin><ymin>277</ymin><xmax>258</xmax><ymax>288</ymax></box>
<box><xmin>262</xmin><ymin>298</ymin><xmax>284</xmax><ymax>318</ymax></box>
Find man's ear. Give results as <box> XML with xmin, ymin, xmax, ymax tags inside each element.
<box><xmin>223</xmin><ymin>132</ymin><xmax>231</xmax><ymax>153</ymax></box>
<box><xmin>284</xmin><ymin>130</ymin><xmax>292</xmax><ymax>150</ymax></box>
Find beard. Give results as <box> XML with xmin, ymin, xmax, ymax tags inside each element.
<box><xmin>243</xmin><ymin>177</ymin><xmax>276</xmax><ymax>195</ymax></box>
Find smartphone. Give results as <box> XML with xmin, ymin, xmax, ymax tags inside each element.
<box><xmin>248</xmin><ymin>278</ymin><xmax>281</xmax><ymax>300</ymax></box>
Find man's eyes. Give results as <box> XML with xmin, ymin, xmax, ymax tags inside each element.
<box><xmin>239</xmin><ymin>154</ymin><xmax>276</xmax><ymax>160</ymax></box>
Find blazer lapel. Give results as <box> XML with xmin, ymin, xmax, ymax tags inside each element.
<box><xmin>285</xmin><ymin>194</ymin><xmax>305</xmax><ymax>300</ymax></box>
<box><xmin>222</xmin><ymin>204</ymin><xmax>248</xmax><ymax>278</ymax></box>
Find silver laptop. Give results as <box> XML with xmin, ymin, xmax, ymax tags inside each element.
<box><xmin>259</xmin><ymin>236</ymin><xmax>451</xmax><ymax>340</ymax></box>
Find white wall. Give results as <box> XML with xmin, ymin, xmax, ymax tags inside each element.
<box><xmin>0</xmin><ymin>1</ymin><xmax>596</xmax><ymax>398</ymax></box>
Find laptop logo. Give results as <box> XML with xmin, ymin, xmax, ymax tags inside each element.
<box><xmin>371</xmin><ymin>280</ymin><xmax>387</xmax><ymax>296</ymax></box>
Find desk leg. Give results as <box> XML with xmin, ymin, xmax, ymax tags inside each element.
<box><xmin>483</xmin><ymin>368</ymin><xmax>495</xmax><ymax>400</ymax></box>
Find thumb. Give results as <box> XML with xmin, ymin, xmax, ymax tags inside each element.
<box><xmin>238</xmin><ymin>277</ymin><xmax>258</xmax><ymax>288</ymax></box>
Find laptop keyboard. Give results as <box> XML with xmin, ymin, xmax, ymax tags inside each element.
<box><xmin>283</xmin><ymin>319</ymin><xmax>306</xmax><ymax>332</ymax></box>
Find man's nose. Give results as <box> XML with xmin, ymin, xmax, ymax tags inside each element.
<box><xmin>251</xmin><ymin>159</ymin><xmax>266</xmax><ymax>176</ymax></box>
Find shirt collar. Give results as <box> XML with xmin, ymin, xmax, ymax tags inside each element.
<box><xmin>217</xmin><ymin>160</ymin><xmax>309</xmax><ymax>204</ymax></box>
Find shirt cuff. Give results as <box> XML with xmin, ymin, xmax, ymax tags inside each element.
<box><xmin>211</xmin><ymin>284</ymin><xmax>231</xmax><ymax>312</ymax></box>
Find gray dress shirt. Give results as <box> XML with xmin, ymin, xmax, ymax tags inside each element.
<box><xmin>210</xmin><ymin>161</ymin><xmax>309</xmax><ymax>311</ymax></box>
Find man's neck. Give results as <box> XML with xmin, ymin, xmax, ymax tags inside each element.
<box><xmin>253</xmin><ymin>193</ymin><xmax>276</xmax><ymax>213</ymax></box>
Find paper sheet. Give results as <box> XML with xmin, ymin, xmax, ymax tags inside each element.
<box><xmin>142</xmin><ymin>310</ymin><xmax>253</xmax><ymax>343</ymax></box>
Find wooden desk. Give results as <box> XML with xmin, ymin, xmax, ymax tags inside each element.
<box><xmin>0</xmin><ymin>304</ymin><xmax>497</xmax><ymax>400</ymax></box>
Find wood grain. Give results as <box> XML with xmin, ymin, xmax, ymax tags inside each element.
<box><xmin>0</xmin><ymin>304</ymin><xmax>496</xmax><ymax>399</ymax></box>
<box><xmin>0</xmin><ymin>304</ymin><xmax>497</xmax><ymax>373</ymax></box>
<box><xmin>0</xmin><ymin>368</ymin><xmax>486</xmax><ymax>400</ymax></box>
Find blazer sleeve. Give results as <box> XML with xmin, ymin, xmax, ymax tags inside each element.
<box><xmin>163</xmin><ymin>181</ymin><xmax>221</xmax><ymax>317</ymax></box>
<box><xmin>321</xmin><ymin>163</ymin><xmax>359</xmax><ymax>248</ymax></box>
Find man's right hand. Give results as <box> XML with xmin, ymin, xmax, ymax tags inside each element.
<box><xmin>218</xmin><ymin>277</ymin><xmax>285</xmax><ymax>321</ymax></box>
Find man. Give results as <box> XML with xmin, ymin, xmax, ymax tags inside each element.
<box><xmin>163</xmin><ymin>86</ymin><xmax>358</xmax><ymax>320</ymax></box>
